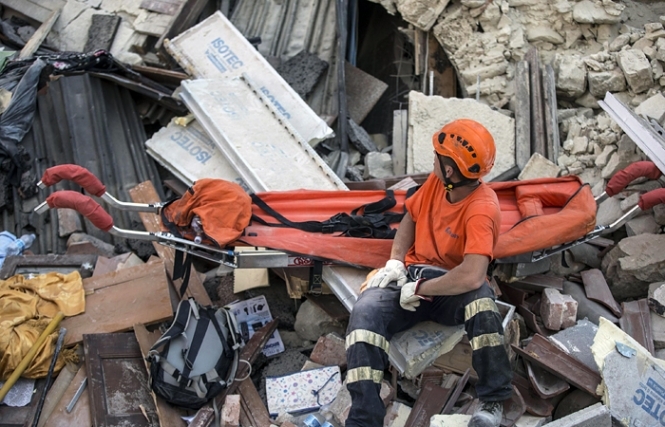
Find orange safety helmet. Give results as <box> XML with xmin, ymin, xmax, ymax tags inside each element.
<box><xmin>432</xmin><ymin>119</ymin><xmax>496</xmax><ymax>179</ymax></box>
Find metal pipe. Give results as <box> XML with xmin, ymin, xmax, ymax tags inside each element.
<box><xmin>31</xmin><ymin>328</ymin><xmax>67</xmax><ymax>427</ymax></box>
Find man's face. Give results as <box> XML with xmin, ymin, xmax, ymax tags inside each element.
<box><xmin>433</xmin><ymin>151</ymin><xmax>447</xmax><ymax>182</ymax></box>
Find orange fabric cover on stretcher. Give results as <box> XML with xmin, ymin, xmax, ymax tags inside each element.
<box><xmin>238</xmin><ymin>175</ymin><xmax>597</xmax><ymax>269</ymax></box>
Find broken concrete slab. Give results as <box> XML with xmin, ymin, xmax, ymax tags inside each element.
<box><xmin>364</xmin><ymin>152</ymin><xmax>394</xmax><ymax>179</ymax></box>
<box><xmin>294</xmin><ymin>299</ymin><xmax>346</xmax><ymax>342</ymax></box>
<box><xmin>429</xmin><ymin>414</ymin><xmax>472</xmax><ymax>426</ymax></box>
<box><xmin>396</xmin><ymin>0</ymin><xmax>450</xmax><ymax>31</ymax></box>
<box><xmin>83</xmin><ymin>14</ymin><xmax>120</xmax><ymax>52</ymax></box>
<box><xmin>406</xmin><ymin>91</ymin><xmax>515</xmax><ymax>181</ymax></box>
<box><xmin>617</xmin><ymin>49</ymin><xmax>654</xmax><ymax>94</ymax></box>
<box><xmin>348</xmin><ymin>118</ymin><xmax>378</xmax><ymax>154</ymax></box>
<box><xmin>592</xmin><ymin>318</ymin><xmax>665</xmax><ymax>426</ymax></box>
<box><xmin>635</xmin><ymin>92</ymin><xmax>665</xmax><ymax>124</ymax></box>
<box><xmin>518</xmin><ymin>153</ymin><xmax>561</xmax><ymax>180</ymax></box>
<box><xmin>275</xmin><ymin>51</ymin><xmax>328</xmax><ymax>99</ymax></box>
<box><xmin>541</xmin><ymin>402</ymin><xmax>609</xmax><ymax>427</ymax></box>
<box><xmin>384</xmin><ymin>401</ymin><xmax>412</xmax><ymax>427</ymax></box>
<box><xmin>602</xmin><ymin>233</ymin><xmax>665</xmax><ymax>300</ymax></box>
<box><xmin>346</xmin><ymin>62</ymin><xmax>389</xmax><ymax>125</ymax></box>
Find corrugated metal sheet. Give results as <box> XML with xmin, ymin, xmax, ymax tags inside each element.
<box><xmin>230</xmin><ymin>0</ymin><xmax>339</xmax><ymax>117</ymax></box>
<box><xmin>19</xmin><ymin>74</ymin><xmax>164</xmax><ymax>254</ymax></box>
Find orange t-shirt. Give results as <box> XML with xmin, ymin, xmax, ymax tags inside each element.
<box><xmin>404</xmin><ymin>173</ymin><xmax>501</xmax><ymax>270</ymax></box>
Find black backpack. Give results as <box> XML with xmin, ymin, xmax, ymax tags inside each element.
<box><xmin>147</xmin><ymin>299</ymin><xmax>243</xmax><ymax>409</ymax></box>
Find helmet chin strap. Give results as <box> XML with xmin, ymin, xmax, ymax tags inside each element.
<box><xmin>438</xmin><ymin>156</ymin><xmax>477</xmax><ymax>192</ymax></box>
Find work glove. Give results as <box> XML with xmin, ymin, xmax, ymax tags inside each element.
<box><xmin>399</xmin><ymin>279</ymin><xmax>433</xmax><ymax>311</ymax></box>
<box><xmin>366</xmin><ymin>259</ymin><xmax>408</xmax><ymax>289</ymax></box>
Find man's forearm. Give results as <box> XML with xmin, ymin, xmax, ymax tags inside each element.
<box><xmin>416</xmin><ymin>254</ymin><xmax>490</xmax><ymax>296</ymax></box>
<box><xmin>390</xmin><ymin>213</ymin><xmax>415</xmax><ymax>262</ymax></box>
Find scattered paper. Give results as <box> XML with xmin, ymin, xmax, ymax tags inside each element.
<box><xmin>227</xmin><ymin>295</ymin><xmax>284</xmax><ymax>356</ymax></box>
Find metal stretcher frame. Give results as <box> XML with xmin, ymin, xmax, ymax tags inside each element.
<box><xmin>33</xmin><ymin>161</ymin><xmax>665</xmax><ymax>270</ymax></box>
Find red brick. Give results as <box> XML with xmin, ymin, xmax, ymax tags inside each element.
<box><xmin>309</xmin><ymin>333</ymin><xmax>347</xmax><ymax>369</ymax></box>
<box><xmin>540</xmin><ymin>288</ymin><xmax>578</xmax><ymax>331</ymax></box>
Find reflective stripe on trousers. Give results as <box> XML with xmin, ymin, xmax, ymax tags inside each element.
<box><xmin>344</xmin><ymin>282</ymin><xmax>512</xmax><ymax>427</ymax></box>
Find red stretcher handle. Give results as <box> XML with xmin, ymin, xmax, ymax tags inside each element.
<box><xmin>606</xmin><ymin>161</ymin><xmax>662</xmax><ymax>197</ymax></box>
<box><xmin>640</xmin><ymin>188</ymin><xmax>665</xmax><ymax>210</ymax></box>
<box><xmin>41</xmin><ymin>164</ymin><xmax>107</xmax><ymax>197</ymax></box>
<box><xmin>46</xmin><ymin>191</ymin><xmax>114</xmax><ymax>231</ymax></box>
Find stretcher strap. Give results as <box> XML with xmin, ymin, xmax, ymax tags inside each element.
<box><xmin>249</xmin><ymin>190</ymin><xmax>407</xmax><ymax>239</ymax></box>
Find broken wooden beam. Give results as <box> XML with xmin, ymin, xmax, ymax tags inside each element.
<box><xmin>19</xmin><ymin>7</ymin><xmax>61</xmax><ymax>59</ymax></box>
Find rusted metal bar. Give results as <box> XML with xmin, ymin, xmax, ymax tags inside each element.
<box><xmin>620</xmin><ymin>299</ymin><xmax>654</xmax><ymax>355</ymax></box>
<box><xmin>511</xmin><ymin>274</ymin><xmax>564</xmax><ymax>292</ymax></box>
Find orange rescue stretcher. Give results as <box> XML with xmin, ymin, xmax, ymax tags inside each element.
<box><xmin>33</xmin><ymin>162</ymin><xmax>665</xmax><ymax>270</ymax></box>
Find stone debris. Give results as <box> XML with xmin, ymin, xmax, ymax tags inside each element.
<box><xmin>2</xmin><ymin>0</ymin><xmax>665</xmax><ymax>426</ymax></box>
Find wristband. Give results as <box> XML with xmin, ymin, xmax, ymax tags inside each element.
<box><xmin>415</xmin><ymin>278</ymin><xmax>434</xmax><ymax>302</ymax></box>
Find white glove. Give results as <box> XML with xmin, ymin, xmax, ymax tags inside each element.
<box><xmin>399</xmin><ymin>281</ymin><xmax>421</xmax><ymax>311</ymax></box>
<box><xmin>366</xmin><ymin>259</ymin><xmax>408</xmax><ymax>289</ymax></box>
<box><xmin>399</xmin><ymin>279</ymin><xmax>433</xmax><ymax>311</ymax></box>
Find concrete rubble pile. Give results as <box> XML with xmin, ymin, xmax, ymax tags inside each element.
<box><xmin>1</xmin><ymin>0</ymin><xmax>665</xmax><ymax>427</ymax></box>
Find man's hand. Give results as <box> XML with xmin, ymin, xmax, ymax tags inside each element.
<box><xmin>399</xmin><ymin>281</ymin><xmax>421</xmax><ymax>311</ymax></box>
<box><xmin>365</xmin><ymin>259</ymin><xmax>408</xmax><ymax>289</ymax></box>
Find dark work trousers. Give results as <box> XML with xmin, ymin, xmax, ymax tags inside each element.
<box><xmin>344</xmin><ymin>268</ymin><xmax>513</xmax><ymax>427</ymax></box>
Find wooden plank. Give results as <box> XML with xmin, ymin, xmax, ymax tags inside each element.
<box><xmin>36</xmin><ymin>364</ymin><xmax>78</xmax><ymax>427</ymax></box>
<box><xmin>0</xmin><ymin>0</ymin><xmax>63</xmax><ymax>23</ymax></box>
<box><xmin>432</xmin><ymin>340</ymin><xmax>477</xmax><ymax>380</ymax></box>
<box><xmin>526</xmin><ymin>48</ymin><xmax>546</xmax><ymax>158</ymax></box>
<box><xmin>61</xmin><ymin>263</ymin><xmax>172</xmax><ymax>346</ymax></box>
<box><xmin>515</xmin><ymin>61</ymin><xmax>531</xmax><ymax>171</ymax></box>
<box><xmin>427</xmin><ymin>33</ymin><xmax>456</xmax><ymax>98</ymax></box>
<box><xmin>237</xmin><ymin>380</ymin><xmax>271</xmax><ymax>427</ymax></box>
<box><xmin>19</xmin><ymin>7</ymin><xmax>61</xmax><ymax>59</ymax></box>
<box><xmin>403</xmin><ymin>382</ymin><xmax>452</xmax><ymax>427</ymax></box>
<box><xmin>392</xmin><ymin>110</ymin><xmax>408</xmax><ymax>176</ymax></box>
<box><xmin>43</xmin><ymin>366</ymin><xmax>91</xmax><ymax>427</ymax></box>
<box><xmin>83</xmin><ymin>260</ymin><xmax>164</xmax><ymax>293</ymax></box>
<box><xmin>620</xmin><ymin>299</ymin><xmax>655</xmax><ymax>355</ymax></box>
<box><xmin>133</xmin><ymin>324</ymin><xmax>187</xmax><ymax>427</ymax></box>
<box><xmin>580</xmin><ymin>269</ymin><xmax>622</xmax><ymax>317</ymax></box>
<box><xmin>542</xmin><ymin>64</ymin><xmax>559</xmax><ymax>162</ymax></box>
<box><xmin>128</xmin><ymin>181</ymin><xmax>212</xmax><ymax>306</ymax></box>
<box><xmin>83</xmin><ymin>333</ymin><xmax>158</xmax><ymax>427</ymax></box>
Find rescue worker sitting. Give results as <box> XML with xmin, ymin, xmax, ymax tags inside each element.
<box><xmin>344</xmin><ymin>119</ymin><xmax>513</xmax><ymax>427</ymax></box>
